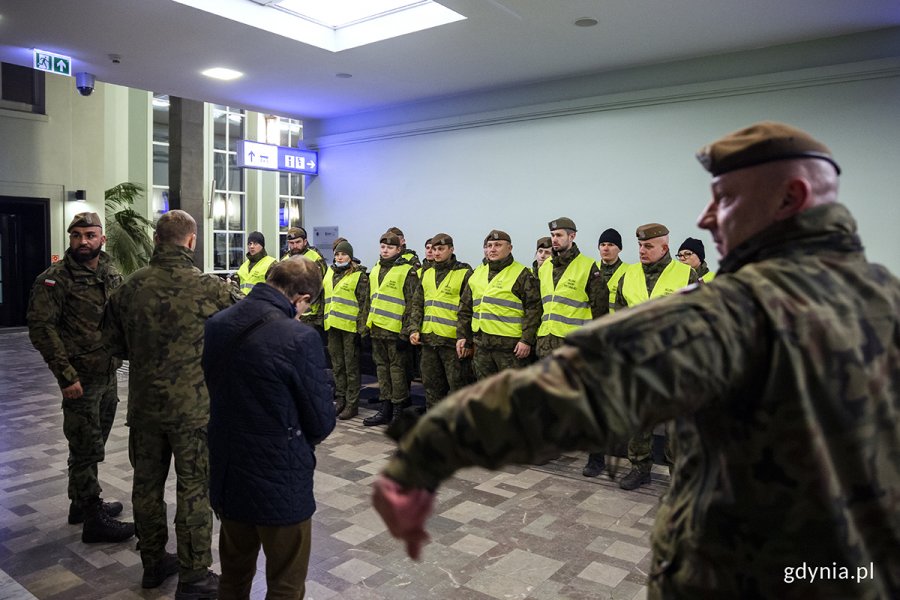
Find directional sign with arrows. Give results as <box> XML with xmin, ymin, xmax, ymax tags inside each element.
<box><xmin>33</xmin><ymin>49</ymin><xmax>72</xmax><ymax>76</ymax></box>
<box><xmin>236</xmin><ymin>140</ymin><xmax>318</xmax><ymax>175</ymax></box>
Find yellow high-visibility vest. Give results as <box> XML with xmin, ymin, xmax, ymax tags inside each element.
<box><xmin>468</xmin><ymin>261</ymin><xmax>527</xmax><ymax>338</ymax></box>
<box><xmin>236</xmin><ymin>255</ymin><xmax>277</xmax><ymax>294</ymax></box>
<box><xmin>620</xmin><ymin>259</ymin><xmax>692</xmax><ymax>307</ymax></box>
<box><xmin>701</xmin><ymin>270</ymin><xmax>716</xmax><ymax>283</ymax></box>
<box><xmin>599</xmin><ymin>261</ymin><xmax>630</xmax><ymax>314</ymax></box>
<box><xmin>324</xmin><ymin>267</ymin><xmax>362</xmax><ymax>333</ymax></box>
<box><xmin>421</xmin><ymin>267</ymin><xmax>467</xmax><ymax>339</ymax></box>
<box><xmin>366</xmin><ymin>263</ymin><xmax>413</xmax><ymax>333</ymax></box>
<box><xmin>537</xmin><ymin>253</ymin><xmax>594</xmax><ymax>337</ymax></box>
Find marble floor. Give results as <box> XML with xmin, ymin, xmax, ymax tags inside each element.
<box><xmin>0</xmin><ymin>329</ymin><xmax>670</xmax><ymax>599</ymax></box>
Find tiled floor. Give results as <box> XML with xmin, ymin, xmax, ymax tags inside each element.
<box><xmin>0</xmin><ymin>330</ymin><xmax>669</xmax><ymax>599</ymax></box>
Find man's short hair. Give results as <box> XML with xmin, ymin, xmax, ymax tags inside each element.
<box><xmin>267</xmin><ymin>256</ymin><xmax>322</xmax><ymax>299</ymax></box>
<box><xmin>155</xmin><ymin>210</ymin><xmax>197</xmax><ymax>244</ymax></box>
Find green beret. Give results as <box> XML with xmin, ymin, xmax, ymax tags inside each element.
<box><xmin>286</xmin><ymin>227</ymin><xmax>306</xmax><ymax>240</ymax></box>
<box><xmin>696</xmin><ymin>121</ymin><xmax>841</xmax><ymax>176</ymax></box>
<box><xmin>431</xmin><ymin>233</ymin><xmax>454</xmax><ymax>247</ymax></box>
<box><xmin>636</xmin><ymin>223</ymin><xmax>669</xmax><ymax>240</ymax></box>
<box><xmin>67</xmin><ymin>212</ymin><xmax>103</xmax><ymax>232</ymax></box>
<box><xmin>380</xmin><ymin>232</ymin><xmax>401</xmax><ymax>246</ymax></box>
<box><xmin>548</xmin><ymin>217</ymin><xmax>576</xmax><ymax>232</ymax></box>
<box><xmin>535</xmin><ymin>236</ymin><xmax>552</xmax><ymax>250</ymax></box>
<box><xmin>484</xmin><ymin>229</ymin><xmax>511</xmax><ymax>244</ymax></box>
<box><xmin>388</xmin><ymin>226</ymin><xmax>404</xmax><ymax>238</ymax></box>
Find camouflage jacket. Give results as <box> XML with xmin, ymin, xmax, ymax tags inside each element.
<box><xmin>408</xmin><ymin>255</ymin><xmax>472</xmax><ymax>348</ymax></box>
<box><xmin>613</xmin><ymin>253</ymin><xmax>699</xmax><ymax>310</ymax></box>
<box><xmin>369</xmin><ymin>255</ymin><xmax>419</xmax><ymax>340</ymax></box>
<box><xmin>104</xmin><ymin>243</ymin><xmax>242</xmax><ymax>431</ymax></box>
<box><xmin>384</xmin><ymin>203</ymin><xmax>900</xmax><ymax>599</ymax></box>
<box><xmin>26</xmin><ymin>250</ymin><xmax>123</xmax><ymax>387</ymax></box>
<box><xmin>398</xmin><ymin>248</ymin><xmax>421</xmax><ymax>270</ymax></box>
<box><xmin>545</xmin><ymin>243</ymin><xmax>608</xmax><ymax>321</ymax></box>
<box><xmin>456</xmin><ymin>254</ymin><xmax>542</xmax><ymax>350</ymax></box>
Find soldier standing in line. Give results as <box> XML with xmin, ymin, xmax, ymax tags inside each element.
<box><xmin>388</xmin><ymin>226</ymin><xmax>422</xmax><ymax>269</ymax></box>
<box><xmin>581</xmin><ymin>227</ymin><xmax>631</xmax><ymax>478</ymax></box>
<box><xmin>283</xmin><ymin>227</ymin><xmax>327</xmax><ymax>332</ymax></box>
<box><xmin>532</xmin><ymin>236</ymin><xmax>552</xmax><ymax>277</ymax></box>
<box><xmin>676</xmin><ymin>237</ymin><xmax>715</xmax><ymax>282</ymax></box>
<box><xmin>104</xmin><ymin>210</ymin><xmax>242</xmax><ymax>597</ymax></box>
<box><xmin>614</xmin><ymin>223</ymin><xmax>698</xmax><ymax>490</ymax></box>
<box><xmin>372</xmin><ymin>122</ymin><xmax>900</xmax><ymax>599</ymax></box>
<box><xmin>235</xmin><ymin>231</ymin><xmax>276</xmax><ymax>294</ymax></box>
<box><xmin>408</xmin><ymin>234</ymin><xmax>474</xmax><ymax>410</ymax></box>
<box><xmin>324</xmin><ymin>241</ymin><xmax>370</xmax><ymax>420</ymax></box>
<box><xmin>363</xmin><ymin>232</ymin><xmax>419</xmax><ymax>426</ymax></box>
<box><xmin>456</xmin><ymin>230</ymin><xmax>542</xmax><ymax>379</ymax></box>
<box><xmin>26</xmin><ymin>212</ymin><xmax>135</xmax><ymax>544</ymax></box>
<box><xmin>535</xmin><ymin>218</ymin><xmax>607</xmax><ymax>359</ymax></box>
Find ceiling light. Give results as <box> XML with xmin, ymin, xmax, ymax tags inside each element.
<box><xmin>574</xmin><ymin>17</ymin><xmax>599</xmax><ymax>27</ymax></box>
<box><xmin>202</xmin><ymin>67</ymin><xmax>244</xmax><ymax>80</ymax></box>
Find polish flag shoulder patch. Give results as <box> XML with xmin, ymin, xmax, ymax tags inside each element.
<box><xmin>43</xmin><ymin>279</ymin><xmax>57</xmax><ymax>287</ymax></box>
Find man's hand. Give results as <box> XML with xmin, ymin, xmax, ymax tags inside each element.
<box><xmin>62</xmin><ymin>381</ymin><xmax>84</xmax><ymax>400</ymax></box>
<box><xmin>455</xmin><ymin>338</ymin><xmax>469</xmax><ymax>359</ymax></box>
<box><xmin>513</xmin><ymin>341</ymin><xmax>532</xmax><ymax>359</ymax></box>
<box><xmin>409</xmin><ymin>332</ymin><xmax>421</xmax><ymax>346</ymax></box>
<box><xmin>372</xmin><ymin>474</ymin><xmax>434</xmax><ymax>560</ymax></box>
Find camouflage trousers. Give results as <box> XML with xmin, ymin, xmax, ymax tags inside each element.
<box><xmin>327</xmin><ymin>328</ymin><xmax>360</xmax><ymax>407</ymax></box>
<box><xmin>472</xmin><ymin>346</ymin><xmax>530</xmax><ymax>380</ymax></box>
<box><xmin>62</xmin><ymin>371</ymin><xmax>118</xmax><ymax>505</ymax></box>
<box><xmin>535</xmin><ymin>334</ymin><xmax>566</xmax><ymax>359</ymax></box>
<box><xmin>627</xmin><ymin>425</ymin><xmax>674</xmax><ymax>473</ymax></box>
<box><xmin>371</xmin><ymin>337</ymin><xmax>410</xmax><ymax>403</ymax></box>
<box><xmin>129</xmin><ymin>426</ymin><xmax>212</xmax><ymax>579</ymax></box>
<box><xmin>420</xmin><ymin>344</ymin><xmax>474</xmax><ymax>409</ymax></box>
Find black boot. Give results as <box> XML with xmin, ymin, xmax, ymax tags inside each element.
<box><xmin>175</xmin><ymin>570</ymin><xmax>219</xmax><ymax>600</ymax></box>
<box><xmin>619</xmin><ymin>468</ymin><xmax>651</xmax><ymax>490</ymax></box>
<box><xmin>582</xmin><ymin>453</ymin><xmax>606</xmax><ymax>478</ymax></box>
<box><xmin>142</xmin><ymin>552</ymin><xmax>179</xmax><ymax>589</ymax></box>
<box><xmin>363</xmin><ymin>400</ymin><xmax>393</xmax><ymax>426</ymax></box>
<box><xmin>68</xmin><ymin>499</ymin><xmax>123</xmax><ymax>525</ymax></box>
<box><xmin>391</xmin><ymin>398</ymin><xmax>412</xmax><ymax>423</ymax></box>
<box><xmin>334</xmin><ymin>397</ymin><xmax>347</xmax><ymax>416</ymax></box>
<box><xmin>82</xmin><ymin>498</ymin><xmax>135</xmax><ymax>543</ymax></box>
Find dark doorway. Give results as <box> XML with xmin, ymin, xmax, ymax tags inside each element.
<box><xmin>0</xmin><ymin>197</ymin><xmax>50</xmax><ymax>327</ymax></box>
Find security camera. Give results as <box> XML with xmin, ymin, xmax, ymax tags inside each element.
<box><xmin>75</xmin><ymin>72</ymin><xmax>95</xmax><ymax>96</ymax></box>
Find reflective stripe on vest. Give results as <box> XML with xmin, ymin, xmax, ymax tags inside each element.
<box><xmin>324</xmin><ymin>267</ymin><xmax>362</xmax><ymax>333</ymax></box>
<box><xmin>366</xmin><ymin>263</ymin><xmax>413</xmax><ymax>333</ymax></box>
<box><xmin>620</xmin><ymin>259</ymin><xmax>692</xmax><ymax>307</ymax></box>
<box><xmin>537</xmin><ymin>253</ymin><xmax>594</xmax><ymax>337</ymax></box>
<box><xmin>421</xmin><ymin>267</ymin><xmax>467</xmax><ymax>339</ymax></box>
<box><xmin>468</xmin><ymin>261</ymin><xmax>526</xmax><ymax>338</ymax></box>
<box><xmin>599</xmin><ymin>261</ymin><xmax>630</xmax><ymax>313</ymax></box>
<box><xmin>236</xmin><ymin>255</ymin><xmax>277</xmax><ymax>294</ymax></box>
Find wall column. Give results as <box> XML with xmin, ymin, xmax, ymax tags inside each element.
<box><xmin>168</xmin><ymin>97</ymin><xmax>206</xmax><ymax>269</ymax></box>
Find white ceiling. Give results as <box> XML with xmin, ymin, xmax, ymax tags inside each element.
<box><xmin>1</xmin><ymin>0</ymin><xmax>898</xmax><ymax>123</ymax></box>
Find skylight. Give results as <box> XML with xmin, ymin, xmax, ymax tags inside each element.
<box><xmin>171</xmin><ymin>0</ymin><xmax>466</xmax><ymax>52</ymax></box>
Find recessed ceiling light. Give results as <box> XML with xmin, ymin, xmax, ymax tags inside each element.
<box><xmin>201</xmin><ymin>67</ymin><xmax>243</xmax><ymax>80</ymax></box>
<box><xmin>574</xmin><ymin>17</ymin><xmax>599</xmax><ymax>27</ymax></box>
<box><xmin>336</xmin><ymin>72</ymin><xmax>353</xmax><ymax>79</ymax></box>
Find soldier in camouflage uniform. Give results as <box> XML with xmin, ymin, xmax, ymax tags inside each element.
<box><xmin>456</xmin><ymin>230</ymin><xmax>542</xmax><ymax>379</ymax></box>
<box><xmin>408</xmin><ymin>233</ymin><xmax>474</xmax><ymax>410</ymax></box>
<box><xmin>282</xmin><ymin>227</ymin><xmax>327</xmax><ymax>330</ymax></box>
<box><xmin>614</xmin><ymin>223</ymin><xmax>699</xmax><ymax>490</ymax></box>
<box><xmin>363</xmin><ymin>231</ymin><xmax>419</xmax><ymax>426</ymax></box>
<box><xmin>536</xmin><ymin>218</ymin><xmax>608</xmax><ymax>358</ymax></box>
<box><xmin>26</xmin><ymin>212</ymin><xmax>135</xmax><ymax>544</ymax></box>
<box><xmin>676</xmin><ymin>237</ymin><xmax>715</xmax><ymax>282</ymax></box>
<box><xmin>388</xmin><ymin>226</ymin><xmax>422</xmax><ymax>269</ymax></box>
<box><xmin>532</xmin><ymin>236</ymin><xmax>552</xmax><ymax>278</ymax></box>
<box><xmin>373</xmin><ymin>122</ymin><xmax>900</xmax><ymax>599</ymax></box>
<box><xmin>104</xmin><ymin>210</ymin><xmax>242</xmax><ymax>597</ymax></box>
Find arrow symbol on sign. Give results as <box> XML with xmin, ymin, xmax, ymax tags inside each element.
<box><xmin>248</xmin><ymin>151</ymin><xmax>256</xmax><ymax>160</ymax></box>
<box><xmin>308</xmin><ymin>160</ymin><xmax>316</xmax><ymax>170</ymax></box>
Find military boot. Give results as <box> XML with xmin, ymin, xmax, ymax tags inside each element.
<box><xmin>363</xmin><ymin>400</ymin><xmax>393</xmax><ymax>426</ymax></box>
<box><xmin>82</xmin><ymin>498</ymin><xmax>135</xmax><ymax>543</ymax></box>
<box><xmin>142</xmin><ymin>552</ymin><xmax>179</xmax><ymax>589</ymax></box>
<box><xmin>334</xmin><ymin>396</ymin><xmax>347</xmax><ymax>416</ymax></box>
<box><xmin>175</xmin><ymin>570</ymin><xmax>219</xmax><ymax>600</ymax></box>
<box><xmin>582</xmin><ymin>453</ymin><xmax>606</xmax><ymax>478</ymax></box>
<box><xmin>68</xmin><ymin>498</ymin><xmax>123</xmax><ymax>525</ymax></box>
<box><xmin>338</xmin><ymin>402</ymin><xmax>358</xmax><ymax>420</ymax></box>
<box><xmin>619</xmin><ymin>468</ymin><xmax>651</xmax><ymax>490</ymax></box>
<box><xmin>391</xmin><ymin>398</ymin><xmax>412</xmax><ymax>424</ymax></box>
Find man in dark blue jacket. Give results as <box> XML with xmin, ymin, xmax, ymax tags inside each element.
<box><xmin>203</xmin><ymin>256</ymin><xmax>335</xmax><ymax>600</ymax></box>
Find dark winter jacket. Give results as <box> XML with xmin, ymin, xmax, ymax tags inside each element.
<box><xmin>203</xmin><ymin>283</ymin><xmax>335</xmax><ymax>525</ymax></box>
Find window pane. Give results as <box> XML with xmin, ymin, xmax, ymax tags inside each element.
<box><xmin>279</xmin><ymin>172</ymin><xmax>289</xmax><ymax>196</ymax></box>
<box><xmin>213</xmin><ymin>233</ymin><xmax>227</xmax><ymax>271</ymax></box>
<box><xmin>213</xmin><ymin>109</ymin><xmax>228</xmax><ymax>150</ymax></box>
<box><xmin>289</xmin><ymin>199</ymin><xmax>301</xmax><ymax>228</ymax></box>
<box><xmin>290</xmin><ymin>173</ymin><xmax>302</xmax><ymax>197</ymax></box>
<box><xmin>229</xmin><ymin>233</ymin><xmax>245</xmax><ymax>270</ymax></box>
<box><xmin>279</xmin><ymin>197</ymin><xmax>289</xmax><ymax>230</ymax></box>
<box><xmin>213</xmin><ymin>153</ymin><xmax>226</xmax><ymax>189</ymax></box>
<box><xmin>227</xmin><ymin>193</ymin><xmax>244</xmax><ymax>231</ymax></box>
<box><xmin>152</xmin><ymin>95</ymin><xmax>169</xmax><ymax>143</ymax></box>
<box><xmin>228</xmin><ymin>114</ymin><xmax>243</xmax><ymax>152</ymax></box>
<box><xmin>279</xmin><ymin>233</ymin><xmax>287</xmax><ymax>258</ymax></box>
<box><xmin>228</xmin><ymin>154</ymin><xmax>243</xmax><ymax>190</ymax></box>
<box><xmin>153</xmin><ymin>144</ymin><xmax>169</xmax><ymax>186</ymax></box>
<box><xmin>212</xmin><ymin>193</ymin><xmax>227</xmax><ymax>230</ymax></box>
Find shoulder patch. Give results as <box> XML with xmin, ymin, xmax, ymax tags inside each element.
<box><xmin>43</xmin><ymin>279</ymin><xmax>57</xmax><ymax>287</ymax></box>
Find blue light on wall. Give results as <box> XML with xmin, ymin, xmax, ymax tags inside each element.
<box><xmin>279</xmin><ymin>206</ymin><xmax>289</xmax><ymax>227</ymax></box>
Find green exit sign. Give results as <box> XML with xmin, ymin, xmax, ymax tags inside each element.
<box><xmin>33</xmin><ymin>49</ymin><xmax>72</xmax><ymax>76</ymax></box>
